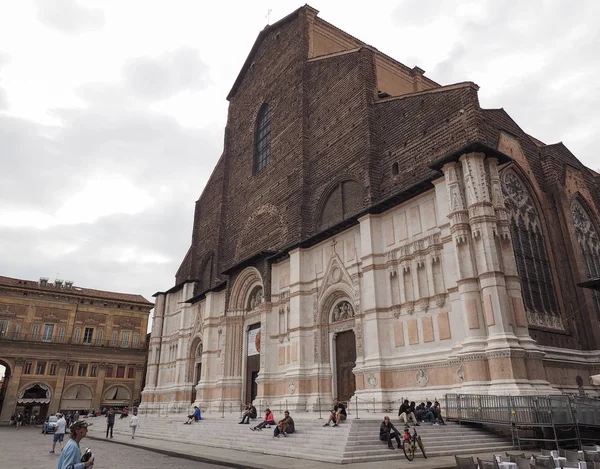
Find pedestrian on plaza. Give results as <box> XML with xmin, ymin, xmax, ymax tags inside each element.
<box><xmin>273</xmin><ymin>411</ymin><xmax>294</xmax><ymax>438</ymax></box>
<box><xmin>9</xmin><ymin>413</ymin><xmax>15</xmax><ymax>426</ymax></box>
<box><xmin>239</xmin><ymin>402</ymin><xmax>257</xmax><ymax>424</ymax></box>
<box><xmin>50</xmin><ymin>413</ymin><xmax>67</xmax><ymax>454</ymax></box>
<box><xmin>184</xmin><ymin>405</ymin><xmax>201</xmax><ymax>424</ymax></box>
<box><xmin>56</xmin><ymin>420</ymin><xmax>94</xmax><ymax>469</ymax></box>
<box><xmin>323</xmin><ymin>398</ymin><xmax>346</xmax><ymax>427</ymax></box>
<box><xmin>16</xmin><ymin>412</ymin><xmax>23</xmax><ymax>429</ymax></box>
<box><xmin>105</xmin><ymin>408</ymin><xmax>115</xmax><ymax>438</ymax></box>
<box><xmin>379</xmin><ymin>416</ymin><xmax>401</xmax><ymax>450</ymax></box>
<box><xmin>251</xmin><ymin>408</ymin><xmax>275</xmax><ymax>431</ymax></box>
<box><xmin>129</xmin><ymin>413</ymin><xmax>139</xmax><ymax>439</ymax></box>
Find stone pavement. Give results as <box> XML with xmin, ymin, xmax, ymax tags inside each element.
<box><xmin>0</xmin><ymin>426</ymin><xmax>227</xmax><ymax>469</ymax></box>
<box><xmin>83</xmin><ymin>415</ymin><xmax>524</xmax><ymax>469</ymax></box>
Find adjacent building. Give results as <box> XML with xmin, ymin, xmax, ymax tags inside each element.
<box><xmin>141</xmin><ymin>5</ymin><xmax>600</xmax><ymax>414</ymax></box>
<box><xmin>0</xmin><ymin>275</ymin><xmax>152</xmax><ymax>423</ymax></box>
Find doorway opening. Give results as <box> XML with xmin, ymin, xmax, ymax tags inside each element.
<box><xmin>335</xmin><ymin>330</ymin><xmax>357</xmax><ymax>403</ymax></box>
<box><xmin>245</xmin><ymin>324</ymin><xmax>261</xmax><ymax>403</ymax></box>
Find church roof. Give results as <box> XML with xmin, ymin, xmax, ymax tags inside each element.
<box><xmin>0</xmin><ymin>275</ymin><xmax>153</xmax><ymax>306</ymax></box>
<box><xmin>226</xmin><ymin>5</ymin><xmax>311</xmax><ymax>101</ymax></box>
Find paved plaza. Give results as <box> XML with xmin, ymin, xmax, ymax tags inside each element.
<box><xmin>0</xmin><ymin>427</ymin><xmax>227</xmax><ymax>469</ymax></box>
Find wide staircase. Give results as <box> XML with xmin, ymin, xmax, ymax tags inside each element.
<box><xmin>90</xmin><ymin>414</ymin><xmax>515</xmax><ymax>464</ymax></box>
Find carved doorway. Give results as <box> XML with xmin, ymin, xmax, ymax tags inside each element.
<box><xmin>335</xmin><ymin>330</ymin><xmax>356</xmax><ymax>402</ymax></box>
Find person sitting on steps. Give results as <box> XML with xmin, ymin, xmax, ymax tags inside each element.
<box><xmin>380</xmin><ymin>415</ymin><xmax>402</xmax><ymax>450</ymax></box>
<box><xmin>415</xmin><ymin>402</ymin><xmax>427</xmax><ymax>422</ymax></box>
<box><xmin>239</xmin><ymin>402</ymin><xmax>257</xmax><ymax>424</ymax></box>
<box><xmin>424</xmin><ymin>400</ymin><xmax>445</xmax><ymax>425</ymax></box>
<box><xmin>184</xmin><ymin>406</ymin><xmax>201</xmax><ymax>424</ymax></box>
<box><xmin>273</xmin><ymin>411</ymin><xmax>294</xmax><ymax>437</ymax></box>
<box><xmin>398</xmin><ymin>399</ymin><xmax>419</xmax><ymax>425</ymax></box>
<box><xmin>251</xmin><ymin>408</ymin><xmax>275</xmax><ymax>431</ymax></box>
<box><xmin>323</xmin><ymin>398</ymin><xmax>346</xmax><ymax>427</ymax></box>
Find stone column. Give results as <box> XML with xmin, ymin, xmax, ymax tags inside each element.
<box><xmin>442</xmin><ymin>161</ymin><xmax>486</xmax><ymax>351</ymax></box>
<box><xmin>92</xmin><ymin>362</ymin><xmax>107</xmax><ymax>411</ymax></box>
<box><xmin>50</xmin><ymin>360</ymin><xmax>69</xmax><ymax>414</ymax></box>
<box><xmin>133</xmin><ymin>364</ymin><xmax>145</xmax><ymax>404</ymax></box>
<box><xmin>0</xmin><ymin>358</ymin><xmax>24</xmax><ymax>423</ymax></box>
<box><xmin>460</xmin><ymin>153</ymin><xmax>517</xmax><ymax>344</ymax></box>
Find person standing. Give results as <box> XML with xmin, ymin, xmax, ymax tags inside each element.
<box><xmin>129</xmin><ymin>413</ymin><xmax>139</xmax><ymax>439</ymax></box>
<box><xmin>56</xmin><ymin>421</ymin><xmax>94</xmax><ymax>469</ymax></box>
<box><xmin>16</xmin><ymin>412</ymin><xmax>23</xmax><ymax>429</ymax></box>
<box><xmin>50</xmin><ymin>413</ymin><xmax>67</xmax><ymax>454</ymax></box>
<box><xmin>105</xmin><ymin>408</ymin><xmax>115</xmax><ymax>438</ymax></box>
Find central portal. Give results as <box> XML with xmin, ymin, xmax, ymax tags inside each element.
<box><xmin>245</xmin><ymin>324</ymin><xmax>261</xmax><ymax>403</ymax></box>
<box><xmin>335</xmin><ymin>330</ymin><xmax>356</xmax><ymax>402</ymax></box>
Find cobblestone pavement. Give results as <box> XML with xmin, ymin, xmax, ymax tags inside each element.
<box><xmin>0</xmin><ymin>427</ymin><xmax>228</xmax><ymax>469</ymax></box>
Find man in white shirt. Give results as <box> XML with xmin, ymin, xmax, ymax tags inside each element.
<box><xmin>50</xmin><ymin>413</ymin><xmax>67</xmax><ymax>454</ymax></box>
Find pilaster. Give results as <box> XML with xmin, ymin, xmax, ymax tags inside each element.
<box><xmin>0</xmin><ymin>358</ymin><xmax>24</xmax><ymax>423</ymax></box>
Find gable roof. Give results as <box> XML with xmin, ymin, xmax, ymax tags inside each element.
<box><xmin>226</xmin><ymin>5</ymin><xmax>311</xmax><ymax>101</ymax></box>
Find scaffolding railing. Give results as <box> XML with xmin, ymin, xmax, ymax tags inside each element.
<box><xmin>444</xmin><ymin>393</ymin><xmax>600</xmax><ymax>450</ymax></box>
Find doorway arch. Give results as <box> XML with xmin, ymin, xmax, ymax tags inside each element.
<box><xmin>62</xmin><ymin>384</ymin><xmax>93</xmax><ymax>410</ymax></box>
<box><xmin>188</xmin><ymin>337</ymin><xmax>203</xmax><ymax>403</ymax></box>
<box><xmin>0</xmin><ymin>359</ymin><xmax>12</xmax><ymax>418</ymax></box>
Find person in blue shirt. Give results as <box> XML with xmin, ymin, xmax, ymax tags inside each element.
<box><xmin>56</xmin><ymin>420</ymin><xmax>94</xmax><ymax>469</ymax></box>
<box><xmin>184</xmin><ymin>406</ymin><xmax>201</xmax><ymax>424</ymax></box>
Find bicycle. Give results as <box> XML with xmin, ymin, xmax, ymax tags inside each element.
<box><xmin>402</xmin><ymin>425</ymin><xmax>427</xmax><ymax>461</ymax></box>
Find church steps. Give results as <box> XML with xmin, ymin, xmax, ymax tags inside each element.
<box><xmin>90</xmin><ymin>416</ymin><xmax>515</xmax><ymax>464</ymax></box>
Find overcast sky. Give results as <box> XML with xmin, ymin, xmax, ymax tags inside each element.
<box><xmin>0</xmin><ymin>0</ymin><xmax>598</xmax><ymax>309</ymax></box>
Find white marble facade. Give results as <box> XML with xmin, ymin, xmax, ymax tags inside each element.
<box><xmin>141</xmin><ymin>152</ymin><xmax>599</xmax><ymax>414</ymax></box>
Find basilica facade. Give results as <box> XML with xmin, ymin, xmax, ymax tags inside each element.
<box><xmin>140</xmin><ymin>5</ymin><xmax>600</xmax><ymax>413</ymax></box>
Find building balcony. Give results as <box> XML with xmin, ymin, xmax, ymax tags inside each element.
<box><xmin>0</xmin><ymin>332</ymin><xmax>147</xmax><ymax>350</ymax></box>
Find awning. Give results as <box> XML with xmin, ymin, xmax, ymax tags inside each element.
<box><xmin>591</xmin><ymin>374</ymin><xmax>600</xmax><ymax>386</ymax></box>
<box><xmin>17</xmin><ymin>398</ymin><xmax>50</xmax><ymax>404</ymax></box>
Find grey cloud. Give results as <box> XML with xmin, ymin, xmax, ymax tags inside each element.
<box><xmin>0</xmin><ymin>65</ymin><xmax>221</xmax><ymax>300</ymax></box>
<box><xmin>123</xmin><ymin>47</ymin><xmax>210</xmax><ymax>101</ymax></box>
<box><xmin>34</xmin><ymin>0</ymin><xmax>105</xmax><ymax>34</ymax></box>
<box><xmin>391</xmin><ymin>0</ymin><xmax>600</xmax><ymax>167</ymax></box>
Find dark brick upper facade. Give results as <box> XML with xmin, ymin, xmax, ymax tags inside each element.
<box><xmin>172</xmin><ymin>5</ymin><xmax>600</xmax><ymax>351</ymax></box>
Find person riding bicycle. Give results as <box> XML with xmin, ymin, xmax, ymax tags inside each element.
<box><xmin>379</xmin><ymin>416</ymin><xmax>401</xmax><ymax>450</ymax></box>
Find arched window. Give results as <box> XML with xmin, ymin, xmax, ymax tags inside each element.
<box><xmin>96</xmin><ymin>329</ymin><xmax>103</xmax><ymax>345</ymax></box>
<box><xmin>73</xmin><ymin>327</ymin><xmax>81</xmax><ymax>343</ymax></box>
<box><xmin>501</xmin><ymin>169</ymin><xmax>560</xmax><ymax>327</ymax></box>
<box><xmin>132</xmin><ymin>332</ymin><xmax>139</xmax><ymax>347</ymax></box>
<box><xmin>253</xmin><ymin>103</ymin><xmax>271</xmax><ymax>174</ymax></box>
<box><xmin>111</xmin><ymin>330</ymin><xmax>118</xmax><ymax>346</ymax></box>
<box><xmin>571</xmin><ymin>198</ymin><xmax>600</xmax><ymax>318</ymax></box>
<box><xmin>57</xmin><ymin>327</ymin><xmax>65</xmax><ymax>342</ymax></box>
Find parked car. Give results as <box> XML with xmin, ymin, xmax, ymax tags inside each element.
<box><xmin>42</xmin><ymin>415</ymin><xmax>58</xmax><ymax>434</ymax></box>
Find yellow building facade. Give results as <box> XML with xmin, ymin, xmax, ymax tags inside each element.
<box><xmin>0</xmin><ymin>275</ymin><xmax>152</xmax><ymax>423</ymax></box>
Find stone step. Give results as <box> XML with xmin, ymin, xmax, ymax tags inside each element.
<box><xmin>91</xmin><ymin>415</ymin><xmax>515</xmax><ymax>464</ymax></box>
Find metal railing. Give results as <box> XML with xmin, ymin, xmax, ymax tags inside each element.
<box><xmin>445</xmin><ymin>393</ymin><xmax>600</xmax><ymax>450</ymax></box>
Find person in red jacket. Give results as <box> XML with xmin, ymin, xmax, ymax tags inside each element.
<box><xmin>251</xmin><ymin>408</ymin><xmax>275</xmax><ymax>431</ymax></box>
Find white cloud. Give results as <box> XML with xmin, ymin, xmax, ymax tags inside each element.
<box><xmin>0</xmin><ymin>0</ymin><xmax>598</xmax><ymax>305</ymax></box>
<box><xmin>0</xmin><ymin>176</ymin><xmax>154</xmax><ymax>229</ymax></box>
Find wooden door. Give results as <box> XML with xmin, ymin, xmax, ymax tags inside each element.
<box><xmin>335</xmin><ymin>330</ymin><xmax>357</xmax><ymax>402</ymax></box>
